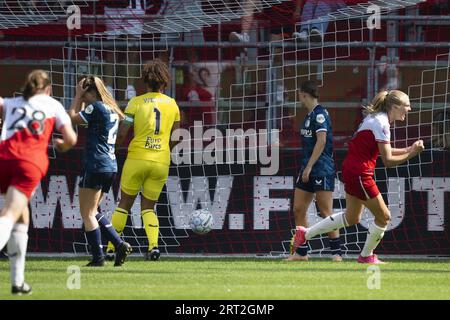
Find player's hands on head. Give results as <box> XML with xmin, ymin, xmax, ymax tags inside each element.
<box><xmin>75</xmin><ymin>79</ymin><xmax>89</xmax><ymax>98</ymax></box>
<box><xmin>410</xmin><ymin>139</ymin><xmax>425</xmax><ymax>156</ymax></box>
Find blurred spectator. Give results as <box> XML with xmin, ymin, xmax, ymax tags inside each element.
<box><xmin>432</xmin><ymin>109</ymin><xmax>450</xmax><ymax>149</ymax></box>
<box><xmin>182</xmin><ymin>68</ymin><xmax>213</xmax><ymax>102</ymax></box>
<box><xmin>229</xmin><ymin>0</ymin><xmax>262</xmax><ymax>43</ymax></box>
<box><xmin>267</xmin><ymin>0</ymin><xmax>304</xmax><ymax>40</ymax></box>
<box><xmin>279</xmin><ymin>107</ymin><xmax>301</xmax><ymax>148</ymax></box>
<box><xmin>377</xmin><ymin>55</ymin><xmax>400</xmax><ymax>91</ymax></box>
<box><xmin>431</xmin><ymin>0</ymin><xmax>449</xmax><ymax>15</ymax></box>
<box><xmin>180</xmin><ymin>66</ymin><xmax>214</xmax><ymax>125</ymax></box>
<box><xmin>292</xmin><ymin>0</ymin><xmax>346</xmax><ymax>42</ymax></box>
<box><xmin>404</xmin><ymin>5</ymin><xmax>424</xmax><ymax>53</ymax></box>
<box><xmin>16</xmin><ymin>0</ymin><xmax>38</xmax><ymax>14</ymax></box>
<box><xmin>102</xmin><ymin>0</ymin><xmax>166</xmax><ymax>100</ymax></box>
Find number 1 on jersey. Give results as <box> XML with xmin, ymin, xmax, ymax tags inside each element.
<box><xmin>154</xmin><ymin>107</ymin><xmax>161</xmax><ymax>135</ymax></box>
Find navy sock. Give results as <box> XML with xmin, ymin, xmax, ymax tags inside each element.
<box><xmin>96</xmin><ymin>213</ymin><xmax>123</xmax><ymax>248</ymax></box>
<box><xmin>85</xmin><ymin>227</ymin><xmax>104</xmax><ymax>262</ymax></box>
<box><xmin>329</xmin><ymin>237</ymin><xmax>342</xmax><ymax>256</ymax></box>
<box><xmin>295</xmin><ymin>244</ymin><xmax>308</xmax><ymax>256</ymax></box>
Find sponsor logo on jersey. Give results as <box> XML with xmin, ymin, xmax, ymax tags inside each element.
<box><xmin>316</xmin><ymin>114</ymin><xmax>326</xmax><ymax>124</ymax></box>
<box><xmin>145</xmin><ymin>136</ymin><xmax>162</xmax><ymax>149</ymax></box>
<box><xmin>305</xmin><ymin>119</ymin><xmax>310</xmax><ymax>128</ymax></box>
<box><xmin>301</xmin><ymin>129</ymin><xmax>312</xmax><ymax>137</ymax></box>
<box><xmin>85</xmin><ymin>104</ymin><xmax>94</xmax><ymax>114</ymax></box>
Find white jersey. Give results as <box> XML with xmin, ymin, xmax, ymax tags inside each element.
<box><xmin>104</xmin><ymin>0</ymin><xmax>147</xmax><ymax>37</ymax></box>
<box><xmin>0</xmin><ymin>94</ymin><xmax>71</xmax><ymax>174</ymax></box>
<box><xmin>103</xmin><ymin>1</ymin><xmax>199</xmax><ymax>36</ymax></box>
<box><xmin>344</xmin><ymin>112</ymin><xmax>391</xmax><ymax>175</ymax></box>
<box><xmin>356</xmin><ymin>112</ymin><xmax>391</xmax><ymax>143</ymax></box>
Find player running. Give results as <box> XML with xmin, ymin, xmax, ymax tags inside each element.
<box><xmin>293</xmin><ymin>90</ymin><xmax>425</xmax><ymax>264</ymax></box>
<box><xmin>286</xmin><ymin>80</ymin><xmax>342</xmax><ymax>262</ymax></box>
<box><xmin>69</xmin><ymin>76</ymin><xmax>132</xmax><ymax>267</ymax></box>
<box><xmin>107</xmin><ymin>59</ymin><xmax>180</xmax><ymax>261</ymax></box>
<box><xmin>0</xmin><ymin>70</ymin><xmax>77</xmax><ymax>294</ymax></box>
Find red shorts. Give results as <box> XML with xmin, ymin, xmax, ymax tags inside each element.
<box><xmin>0</xmin><ymin>159</ymin><xmax>44</xmax><ymax>199</ymax></box>
<box><xmin>342</xmin><ymin>169</ymin><xmax>380</xmax><ymax>201</ymax></box>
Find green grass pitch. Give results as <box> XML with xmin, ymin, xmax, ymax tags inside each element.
<box><xmin>1</xmin><ymin>257</ymin><xmax>449</xmax><ymax>299</ymax></box>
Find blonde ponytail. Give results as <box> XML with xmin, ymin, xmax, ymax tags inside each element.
<box><xmin>363</xmin><ymin>90</ymin><xmax>408</xmax><ymax>116</ymax></box>
<box><xmin>93</xmin><ymin>77</ymin><xmax>125</xmax><ymax>121</ymax></box>
<box><xmin>82</xmin><ymin>76</ymin><xmax>125</xmax><ymax>121</ymax></box>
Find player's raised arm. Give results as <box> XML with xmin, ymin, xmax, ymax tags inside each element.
<box><xmin>378</xmin><ymin>139</ymin><xmax>424</xmax><ymax>168</ymax></box>
<box><xmin>391</xmin><ymin>146</ymin><xmax>411</xmax><ymax>156</ymax></box>
<box><xmin>68</xmin><ymin>79</ymin><xmax>89</xmax><ymax>125</ymax></box>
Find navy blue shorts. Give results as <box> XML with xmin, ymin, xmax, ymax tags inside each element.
<box><xmin>79</xmin><ymin>171</ymin><xmax>116</xmax><ymax>193</ymax></box>
<box><xmin>295</xmin><ymin>172</ymin><xmax>335</xmax><ymax>193</ymax></box>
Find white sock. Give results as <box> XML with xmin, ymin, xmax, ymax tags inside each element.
<box><xmin>360</xmin><ymin>222</ymin><xmax>386</xmax><ymax>257</ymax></box>
<box><xmin>7</xmin><ymin>223</ymin><xmax>29</xmax><ymax>287</ymax></box>
<box><xmin>0</xmin><ymin>216</ymin><xmax>14</xmax><ymax>250</ymax></box>
<box><xmin>305</xmin><ymin>212</ymin><xmax>348</xmax><ymax>241</ymax></box>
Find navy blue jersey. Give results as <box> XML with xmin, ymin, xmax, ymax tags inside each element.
<box><xmin>300</xmin><ymin>105</ymin><xmax>335</xmax><ymax>177</ymax></box>
<box><xmin>79</xmin><ymin>101</ymin><xmax>119</xmax><ymax>173</ymax></box>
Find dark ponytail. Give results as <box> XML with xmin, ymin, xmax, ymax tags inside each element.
<box><xmin>22</xmin><ymin>70</ymin><xmax>51</xmax><ymax>100</ymax></box>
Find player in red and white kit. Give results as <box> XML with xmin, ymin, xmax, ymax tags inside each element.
<box><xmin>0</xmin><ymin>70</ymin><xmax>77</xmax><ymax>294</ymax></box>
<box><xmin>292</xmin><ymin>90</ymin><xmax>425</xmax><ymax>264</ymax></box>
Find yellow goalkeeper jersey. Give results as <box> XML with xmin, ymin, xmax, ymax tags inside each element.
<box><xmin>124</xmin><ymin>92</ymin><xmax>180</xmax><ymax>165</ymax></box>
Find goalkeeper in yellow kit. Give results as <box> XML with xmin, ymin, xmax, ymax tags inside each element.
<box><xmin>107</xmin><ymin>59</ymin><xmax>180</xmax><ymax>261</ymax></box>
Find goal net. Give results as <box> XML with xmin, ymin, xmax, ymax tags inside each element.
<box><xmin>0</xmin><ymin>0</ymin><xmax>448</xmax><ymax>256</ymax></box>
<box><xmin>0</xmin><ymin>0</ymin><xmax>95</xmax><ymax>29</ymax></box>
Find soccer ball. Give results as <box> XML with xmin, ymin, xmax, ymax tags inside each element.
<box><xmin>189</xmin><ymin>209</ymin><xmax>213</xmax><ymax>235</ymax></box>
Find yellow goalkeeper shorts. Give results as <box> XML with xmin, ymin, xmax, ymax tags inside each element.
<box><xmin>120</xmin><ymin>158</ymin><xmax>169</xmax><ymax>201</ymax></box>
